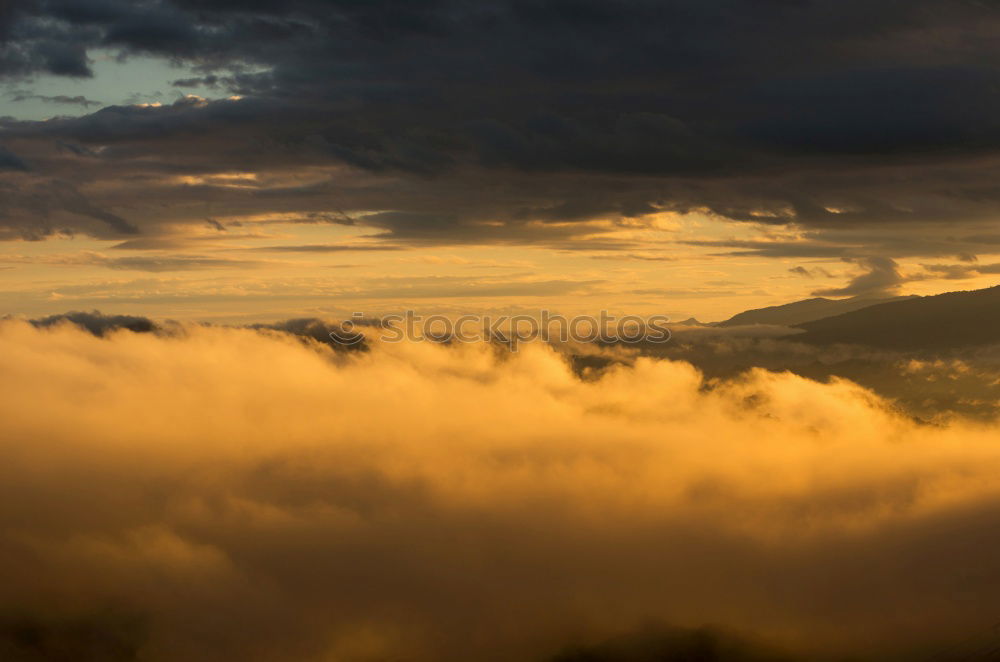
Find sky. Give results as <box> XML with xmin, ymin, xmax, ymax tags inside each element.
<box><xmin>2</xmin><ymin>0</ymin><xmax>1000</xmax><ymax>322</ymax></box>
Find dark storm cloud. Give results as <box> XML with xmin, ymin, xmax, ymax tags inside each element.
<box><xmin>2</xmin><ymin>0</ymin><xmax>1000</xmax><ymax>250</ymax></box>
<box><xmin>686</xmin><ymin>226</ymin><xmax>1000</xmax><ymax>265</ymax></box>
<box><xmin>0</xmin><ymin>175</ymin><xmax>138</xmax><ymax>239</ymax></box>
<box><xmin>813</xmin><ymin>257</ymin><xmax>905</xmax><ymax>297</ymax></box>
<box><xmin>922</xmin><ymin>261</ymin><xmax>1000</xmax><ymax>278</ymax></box>
<box><xmin>171</xmin><ymin>74</ymin><xmax>220</xmax><ymax>87</ymax></box>
<box><xmin>9</xmin><ymin>91</ymin><xmax>103</xmax><ymax>107</ymax></box>
<box><xmin>683</xmin><ymin>238</ymin><xmax>856</xmax><ymax>259</ymax></box>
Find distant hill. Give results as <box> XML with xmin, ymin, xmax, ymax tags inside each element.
<box><xmin>716</xmin><ymin>295</ymin><xmax>914</xmax><ymax>328</ymax></box>
<box><xmin>795</xmin><ymin>285</ymin><xmax>1000</xmax><ymax>349</ymax></box>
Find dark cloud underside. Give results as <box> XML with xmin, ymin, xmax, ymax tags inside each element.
<box><xmin>0</xmin><ymin>0</ymin><xmax>999</xmax><ymax>249</ymax></box>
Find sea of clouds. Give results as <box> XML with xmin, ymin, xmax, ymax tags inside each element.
<box><xmin>2</xmin><ymin>319</ymin><xmax>1000</xmax><ymax>661</ymax></box>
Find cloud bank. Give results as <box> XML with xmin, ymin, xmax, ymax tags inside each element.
<box><xmin>3</xmin><ymin>0</ymin><xmax>1000</xmax><ymax>266</ymax></box>
<box><xmin>2</xmin><ymin>320</ymin><xmax>1000</xmax><ymax>660</ymax></box>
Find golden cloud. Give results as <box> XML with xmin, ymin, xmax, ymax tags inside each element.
<box><xmin>2</xmin><ymin>320</ymin><xmax>1000</xmax><ymax>661</ymax></box>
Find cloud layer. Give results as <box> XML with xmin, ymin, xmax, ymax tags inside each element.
<box><xmin>3</xmin><ymin>0</ymin><xmax>1000</xmax><ymax>264</ymax></box>
<box><xmin>3</xmin><ymin>319</ymin><xmax>1000</xmax><ymax>660</ymax></box>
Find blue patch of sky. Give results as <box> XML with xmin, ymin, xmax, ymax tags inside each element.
<box><xmin>0</xmin><ymin>48</ymin><xmax>224</xmax><ymax>120</ymax></box>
